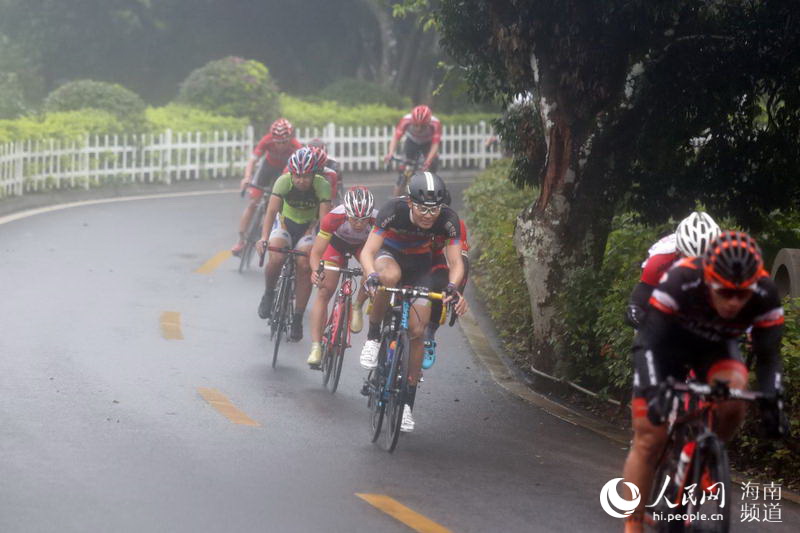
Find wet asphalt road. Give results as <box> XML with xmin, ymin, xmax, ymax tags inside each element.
<box><xmin>1</xmin><ymin>172</ymin><xmax>797</xmax><ymax>532</ymax></box>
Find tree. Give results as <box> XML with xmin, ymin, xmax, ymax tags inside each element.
<box><xmin>437</xmin><ymin>0</ymin><xmax>800</xmax><ymax>372</ymax></box>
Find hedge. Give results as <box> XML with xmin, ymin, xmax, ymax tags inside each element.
<box><xmin>317</xmin><ymin>78</ymin><xmax>410</xmax><ymax>109</ymax></box>
<box><xmin>280</xmin><ymin>94</ymin><xmax>498</xmax><ymax>128</ymax></box>
<box><xmin>43</xmin><ymin>80</ymin><xmax>146</xmax><ymax>126</ymax></box>
<box><xmin>144</xmin><ymin>105</ymin><xmax>248</xmax><ymax>133</ymax></box>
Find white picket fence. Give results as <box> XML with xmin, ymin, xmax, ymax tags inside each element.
<box><xmin>0</xmin><ymin>122</ymin><xmax>500</xmax><ymax>198</ymax></box>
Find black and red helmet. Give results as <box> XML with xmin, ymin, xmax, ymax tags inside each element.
<box><xmin>703</xmin><ymin>231</ymin><xmax>765</xmax><ymax>289</ymax></box>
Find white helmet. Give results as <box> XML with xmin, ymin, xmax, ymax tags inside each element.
<box><xmin>675</xmin><ymin>211</ymin><xmax>720</xmax><ymax>257</ymax></box>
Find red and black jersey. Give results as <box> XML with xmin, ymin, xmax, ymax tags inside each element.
<box><xmin>373</xmin><ymin>198</ymin><xmax>461</xmax><ymax>255</ymax></box>
<box><xmin>253</xmin><ymin>134</ymin><xmax>302</xmax><ymax>168</ymax></box>
<box><xmin>649</xmin><ymin>257</ymin><xmax>784</xmax><ymax>341</ymax></box>
<box><xmin>432</xmin><ymin>219</ymin><xmax>469</xmax><ymax>255</ymax></box>
<box><xmin>644</xmin><ymin>257</ymin><xmax>784</xmax><ymax>394</ymax></box>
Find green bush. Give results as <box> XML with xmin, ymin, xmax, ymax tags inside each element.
<box><xmin>145</xmin><ymin>105</ymin><xmax>248</xmax><ymax>133</ymax></box>
<box><xmin>280</xmin><ymin>94</ymin><xmax>497</xmax><ymax>129</ymax></box>
<box><xmin>0</xmin><ymin>109</ymin><xmax>127</xmax><ymax>144</ymax></box>
<box><xmin>43</xmin><ymin>80</ymin><xmax>146</xmax><ymax>126</ymax></box>
<box><xmin>177</xmin><ymin>56</ymin><xmax>280</xmax><ymax>127</ymax></box>
<box><xmin>464</xmin><ymin>159</ymin><xmax>538</xmax><ymax>356</ymax></box>
<box><xmin>0</xmin><ymin>72</ymin><xmax>26</xmax><ymax>119</ymax></box>
<box><xmin>317</xmin><ymin>78</ymin><xmax>410</xmax><ymax>109</ymax></box>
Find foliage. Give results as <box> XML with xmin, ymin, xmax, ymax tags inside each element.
<box><xmin>43</xmin><ymin>80</ymin><xmax>146</xmax><ymax>127</ymax></box>
<box><xmin>177</xmin><ymin>56</ymin><xmax>280</xmax><ymax>127</ymax></box>
<box><xmin>280</xmin><ymin>94</ymin><xmax>496</xmax><ymax>128</ymax></box>
<box><xmin>730</xmin><ymin>298</ymin><xmax>800</xmax><ymax>488</ymax></box>
<box><xmin>0</xmin><ymin>110</ymin><xmax>126</xmax><ymax>144</ymax></box>
<box><xmin>317</xmin><ymin>78</ymin><xmax>410</xmax><ymax>109</ymax></box>
<box><xmin>0</xmin><ymin>72</ymin><xmax>26</xmax><ymax>119</ymax></box>
<box><xmin>464</xmin><ymin>159</ymin><xmax>537</xmax><ymax>356</ymax></box>
<box><xmin>145</xmin><ymin>105</ymin><xmax>248</xmax><ymax>133</ymax></box>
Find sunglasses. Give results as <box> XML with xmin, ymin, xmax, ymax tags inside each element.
<box><xmin>713</xmin><ymin>288</ymin><xmax>753</xmax><ymax>301</ymax></box>
<box><xmin>412</xmin><ymin>203</ymin><xmax>441</xmax><ymax>216</ymax></box>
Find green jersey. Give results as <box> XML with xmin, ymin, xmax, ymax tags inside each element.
<box><xmin>271</xmin><ymin>173</ymin><xmax>331</xmax><ymax>224</ymax></box>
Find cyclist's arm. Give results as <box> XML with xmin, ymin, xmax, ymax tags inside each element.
<box><xmin>360</xmin><ymin>231</ymin><xmax>385</xmax><ymax>278</ymax></box>
<box><xmin>309</xmin><ymin>231</ymin><xmax>331</xmax><ymax>269</ymax></box>
<box><xmin>260</xmin><ymin>194</ymin><xmax>283</xmax><ymax>241</ymax></box>
<box><xmin>424</xmin><ymin>140</ymin><xmax>440</xmax><ymax>169</ymax></box>
<box><xmin>751</xmin><ymin>325</ymin><xmax>784</xmax><ymax>394</ymax></box>
<box><xmin>318</xmin><ymin>200</ymin><xmax>332</xmax><ymax>221</ymax></box>
<box><xmin>444</xmin><ymin>241</ymin><xmax>464</xmax><ymax>288</ymax></box>
<box><xmin>629</xmin><ymin>281</ymin><xmax>654</xmax><ymax>309</ymax></box>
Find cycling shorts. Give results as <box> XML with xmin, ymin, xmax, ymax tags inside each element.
<box><xmin>396</xmin><ymin>139</ymin><xmax>438</xmax><ymax>186</ymax></box>
<box><xmin>249</xmin><ymin>159</ymin><xmax>283</xmax><ymax>200</ymax></box>
<box><xmin>375</xmin><ymin>247</ymin><xmax>432</xmax><ymax>291</ymax></box>
<box><xmin>430</xmin><ymin>252</ymin><xmax>469</xmax><ymax>292</ymax></box>
<box><xmin>630</xmin><ymin>325</ymin><xmax>749</xmax><ymax>418</ymax></box>
<box><xmin>269</xmin><ymin>217</ymin><xmax>315</xmax><ymax>249</ymax></box>
<box><xmin>322</xmin><ymin>235</ymin><xmax>363</xmax><ymax>267</ymax></box>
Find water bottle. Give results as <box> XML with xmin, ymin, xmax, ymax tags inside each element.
<box><xmin>387</xmin><ymin>340</ymin><xmax>397</xmax><ymax>363</ymax></box>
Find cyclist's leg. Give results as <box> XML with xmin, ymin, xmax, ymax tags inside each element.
<box><xmin>360</xmin><ymin>249</ymin><xmax>401</xmax><ymax>369</ymax></box>
<box><xmin>258</xmin><ymin>225</ymin><xmax>290</xmax><ymax>318</ymax></box>
<box><xmin>622</xmin><ymin>328</ymin><xmax>686</xmax><ymax>528</ymax></box>
<box><xmin>400</xmin><ymin>253</ymin><xmax>433</xmax><ymax>386</ymax></box>
<box><xmin>697</xmin><ymin>341</ymin><xmax>749</xmax><ymax>441</ymax></box>
<box><xmin>234</xmin><ymin>187</ymin><xmax>262</xmax><ymax>252</ymax></box>
<box><xmin>310</xmin><ymin>244</ymin><xmax>344</xmax><ymax>344</ymax></box>
<box><xmin>427</xmin><ymin>254</ymin><xmax>449</xmax><ymax>339</ymax></box>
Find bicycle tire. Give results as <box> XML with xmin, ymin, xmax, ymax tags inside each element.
<box><xmin>650</xmin><ymin>438</ymin><xmax>685</xmax><ymax>533</ymax></box>
<box><xmin>368</xmin><ymin>338</ymin><xmax>389</xmax><ymax>442</ymax></box>
<box><xmin>384</xmin><ymin>331</ymin><xmax>409</xmax><ymax>452</ymax></box>
<box><xmin>685</xmin><ymin>435</ymin><xmax>730</xmax><ymax>533</ymax></box>
<box><xmin>269</xmin><ymin>276</ymin><xmax>284</xmax><ymax>341</ymax></box>
<box><xmin>272</xmin><ymin>271</ymin><xmax>292</xmax><ymax>368</ymax></box>
<box><xmin>321</xmin><ymin>323</ymin><xmax>333</xmax><ymax>387</ymax></box>
<box><xmin>329</xmin><ymin>302</ymin><xmax>349</xmax><ymax>394</ymax></box>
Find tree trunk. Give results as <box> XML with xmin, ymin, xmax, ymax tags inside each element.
<box><xmin>513</xmin><ymin>94</ymin><xmax>616</xmax><ymax>375</ymax></box>
<box><xmin>360</xmin><ymin>0</ymin><xmax>396</xmax><ymax>85</ymax></box>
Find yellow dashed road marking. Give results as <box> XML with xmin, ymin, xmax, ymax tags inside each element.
<box><xmin>160</xmin><ymin>311</ymin><xmax>184</xmax><ymax>340</ymax></box>
<box><xmin>197</xmin><ymin>388</ymin><xmax>260</xmax><ymax>427</ymax></box>
<box><xmin>195</xmin><ymin>250</ymin><xmax>232</xmax><ymax>274</ymax></box>
<box><xmin>356</xmin><ymin>493</ymin><xmax>452</xmax><ymax>533</ymax></box>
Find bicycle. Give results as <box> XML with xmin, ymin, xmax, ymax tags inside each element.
<box><xmin>364</xmin><ymin>285</ymin><xmax>445</xmax><ymax>453</ymax></box>
<box><xmin>314</xmin><ymin>256</ymin><xmax>362</xmax><ymax>393</ymax></box>
<box><xmin>388</xmin><ymin>154</ymin><xmax>425</xmax><ymax>196</ymax></box>
<box><xmin>645</xmin><ymin>378</ymin><xmax>770</xmax><ymax>532</ymax></box>
<box><xmin>259</xmin><ymin>246</ymin><xmax>308</xmax><ymax>368</ymax></box>
<box><xmin>238</xmin><ymin>183</ymin><xmax>270</xmax><ymax>273</ymax></box>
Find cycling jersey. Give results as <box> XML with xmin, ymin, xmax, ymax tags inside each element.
<box><xmin>432</xmin><ymin>219</ymin><xmax>469</xmax><ymax>254</ymax></box>
<box><xmin>318</xmin><ymin>204</ymin><xmax>378</xmax><ymax>246</ymax></box>
<box><xmin>392</xmin><ymin>114</ymin><xmax>443</xmax><ymax>145</ymax></box>
<box><xmin>637</xmin><ymin>257</ymin><xmax>784</xmax><ymax>395</ymax></box>
<box><xmin>629</xmin><ymin>233</ymin><xmax>681</xmax><ymax>315</ymax></box>
<box><xmin>373</xmin><ymin>198</ymin><xmax>461</xmax><ymax>255</ymax></box>
<box><xmin>271</xmin><ymin>173</ymin><xmax>331</xmax><ymax>224</ymax></box>
<box><xmin>253</xmin><ymin>134</ymin><xmax>302</xmax><ymax>168</ymax></box>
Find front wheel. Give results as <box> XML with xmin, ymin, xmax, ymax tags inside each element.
<box><xmin>685</xmin><ymin>435</ymin><xmax>730</xmax><ymax>533</ymax></box>
<box><xmin>321</xmin><ymin>324</ymin><xmax>334</xmax><ymax>387</ymax></box>
<box><xmin>329</xmin><ymin>302</ymin><xmax>349</xmax><ymax>394</ymax></box>
<box><xmin>384</xmin><ymin>331</ymin><xmax>409</xmax><ymax>453</ymax></box>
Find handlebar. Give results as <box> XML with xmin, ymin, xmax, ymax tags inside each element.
<box><xmin>315</xmin><ymin>260</ymin><xmax>363</xmax><ymax>279</ymax></box>
<box><xmin>377</xmin><ymin>285</ymin><xmax>444</xmax><ymax>301</ymax></box>
<box><xmin>666</xmin><ymin>379</ymin><xmax>770</xmax><ymax>402</ymax></box>
<box><xmin>258</xmin><ymin>245</ymin><xmax>308</xmax><ymax>267</ymax></box>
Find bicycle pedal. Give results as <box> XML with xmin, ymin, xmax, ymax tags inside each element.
<box><xmin>308</xmin><ymin>363</ymin><xmax>322</xmax><ymax>371</ymax></box>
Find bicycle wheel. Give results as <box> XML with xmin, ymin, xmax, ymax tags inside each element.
<box><xmin>269</xmin><ymin>276</ymin><xmax>284</xmax><ymax>341</ymax></box>
<box><xmin>368</xmin><ymin>338</ymin><xmax>389</xmax><ymax>442</ymax></box>
<box><xmin>384</xmin><ymin>331</ymin><xmax>409</xmax><ymax>452</ymax></box>
<box><xmin>321</xmin><ymin>323</ymin><xmax>334</xmax><ymax>387</ymax></box>
<box><xmin>272</xmin><ymin>274</ymin><xmax>292</xmax><ymax>368</ymax></box>
<box><xmin>685</xmin><ymin>435</ymin><xmax>730</xmax><ymax>533</ymax></box>
<box><xmin>329</xmin><ymin>301</ymin><xmax>349</xmax><ymax>394</ymax></box>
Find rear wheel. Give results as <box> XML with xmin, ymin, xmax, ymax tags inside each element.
<box><xmin>368</xmin><ymin>338</ymin><xmax>389</xmax><ymax>442</ymax></box>
<box><xmin>384</xmin><ymin>331</ymin><xmax>408</xmax><ymax>453</ymax></box>
<box><xmin>272</xmin><ymin>271</ymin><xmax>292</xmax><ymax>368</ymax></box>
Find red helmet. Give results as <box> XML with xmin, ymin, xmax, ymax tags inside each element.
<box><xmin>308</xmin><ymin>145</ymin><xmax>328</xmax><ymax>171</ymax></box>
<box><xmin>287</xmin><ymin>147</ymin><xmax>316</xmax><ymax>175</ymax></box>
<box><xmin>411</xmin><ymin>105</ymin><xmax>432</xmax><ymax>125</ymax></box>
<box><xmin>344</xmin><ymin>186</ymin><xmax>374</xmax><ymax>219</ymax></box>
<box><xmin>270</xmin><ymin>118</ymin><xmax>294</xmax><ymax>141</ymax></box>
<box><xmin>703</xmin><ymin>231</ymin><xmax>765</xmax><ymax>289</ymax></box>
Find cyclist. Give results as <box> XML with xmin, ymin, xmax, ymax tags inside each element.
<box><xmin>425</xmin><ymin>189</ymin><xmax>470</xmax><ymax>368</ymax></box>
<box><xmin>306</xmin><ymin>186</ymin><xmax>377</xmax><ymax>368</ymax></box>
<box><xmin>621</xmin><ymin>231</ymin><xmax>788</xmax><ymax>532</ymax></box>
<box><xmin>232</xmin><ymin>118</ymin><xmax>302</xmax><ymax>256</ymax></box>
<box><xmin>383</xmin><ymin>105</ymin><xmax>443</xmax><ymax>196</ymax></box>
<box><xmin>307</xmin><ymin>143</ymin><xmax>342</xmax><ymax>204</ymax></box>
<box><xmin>255</xmin><ymin>147</ymin><xmax>332</xmax><ymax>342</ymax></box>
<box><xmin>359</xmin><ymin>171</ymin><xmax>466</xmax><ymax>432</ymax></box>
<box><xmin>625</xmin><ymin>211</ymin><xmax>720</xmax><ymax>329</ymax></box>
